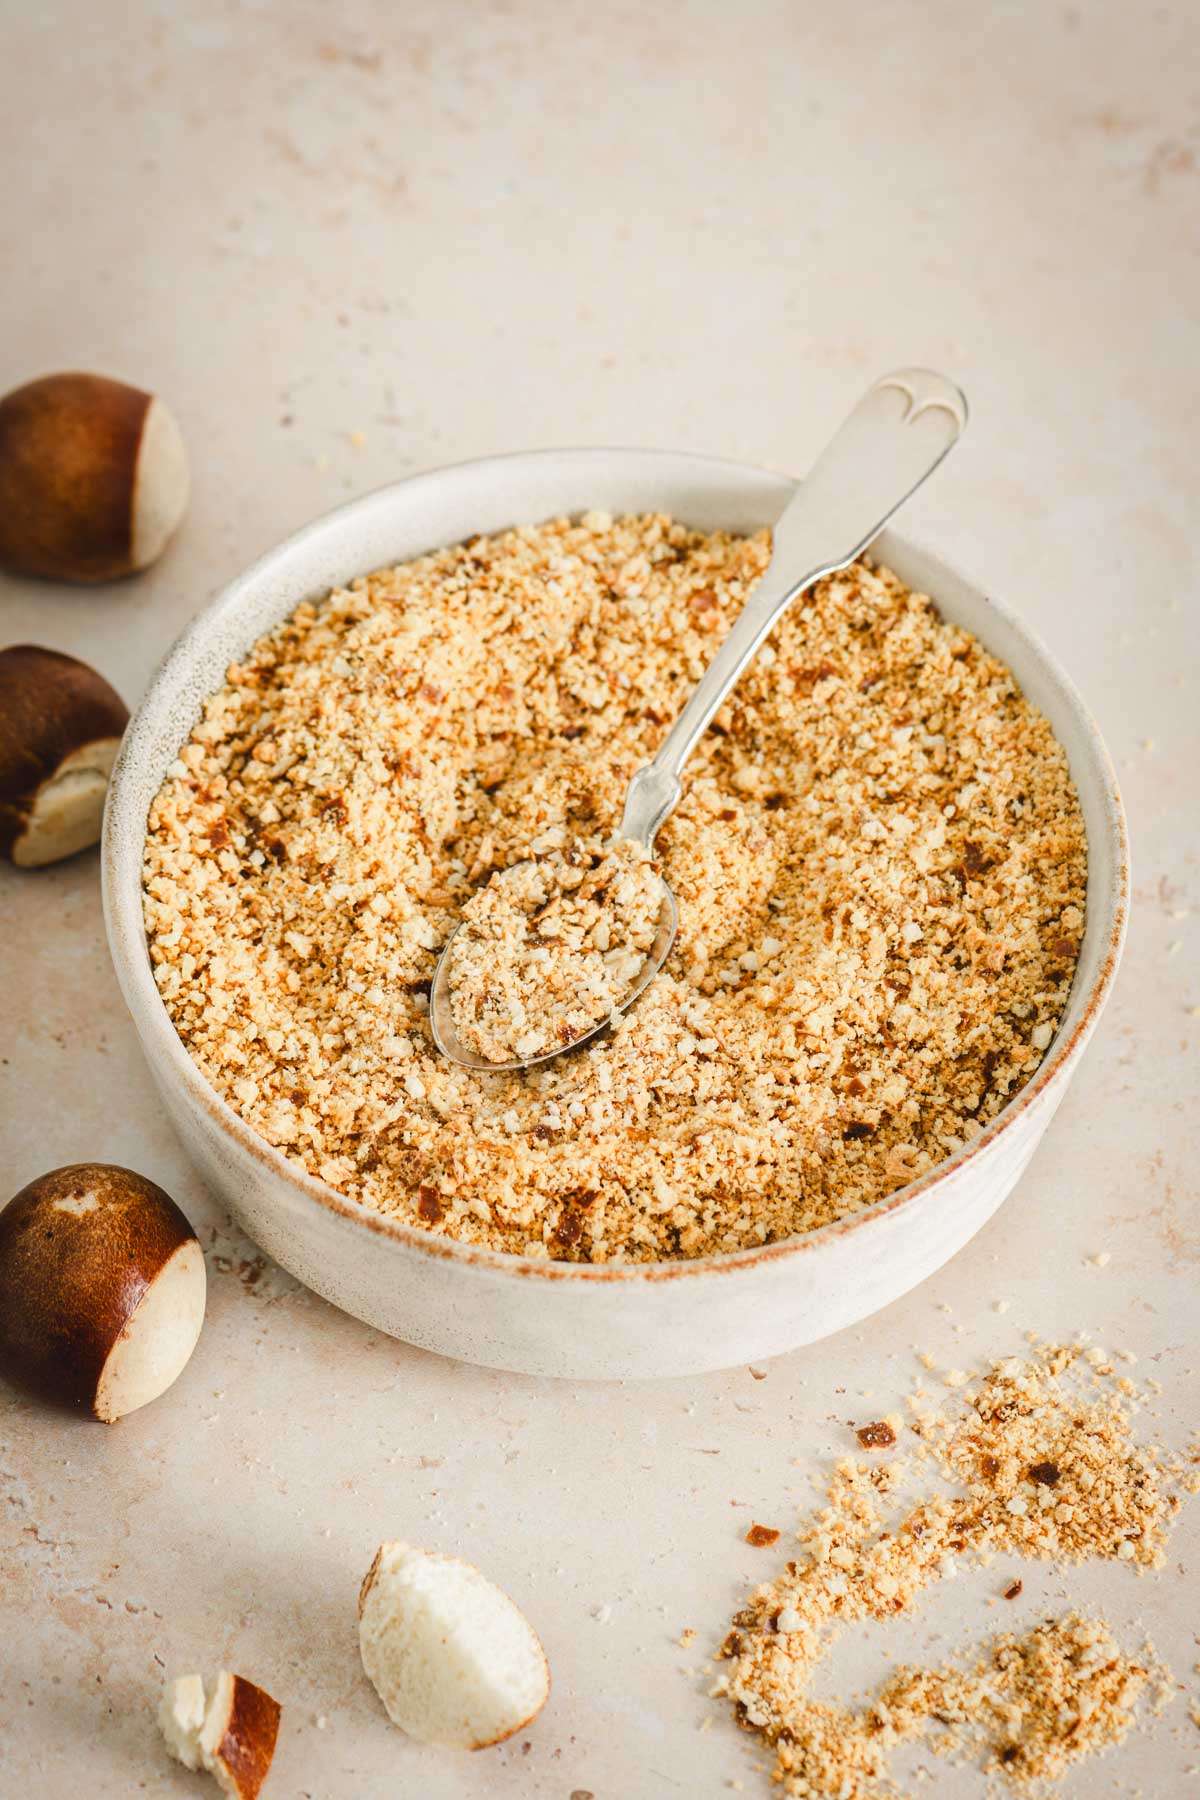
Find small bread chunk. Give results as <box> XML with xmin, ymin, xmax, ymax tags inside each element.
<box><xmin>0</xmin><ymin>1163</ymin><xmax>205</xmax><ymax>1422</ymax></box>
<box><xmin>159</xmin><ymin>1672</ymin><xmax>281</xmax><ymax>1798</ymax></box>
<box><xmin>0</xmin><ymin>372</ymin><xmax>188</xmax><ymax>582</ymax></box>
<box><xmin>0</xmin><ymin>646</ymin><xmax>129</xmax><ymax>867</ymax></box>
<box><xmin>357</xmin><ymin>1542</ymin><xmax>550</xmax><ymax>1749</ymax></box>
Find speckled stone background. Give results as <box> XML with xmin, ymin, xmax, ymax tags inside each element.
<box><xmin>1</xmin><ymin>2</ymin><xmax>1197</xmax><ymax>1795</ymax></box>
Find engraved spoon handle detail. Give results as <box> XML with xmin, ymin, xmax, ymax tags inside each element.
<box><xmin>619</xmin><ymin>369</ymin><xmax>967</xmax><ymax>848</ymax></box>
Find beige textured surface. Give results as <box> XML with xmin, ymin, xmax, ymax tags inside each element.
<box><xmin>0</xmin><ymin>2</ymin><xmax>1196</xmax><ymax>1795</ymax></box>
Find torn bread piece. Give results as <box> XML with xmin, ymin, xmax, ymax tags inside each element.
<box><xmin>159</xmin><ymin>1671</ymin><xmax>281</xmax><ymax>1798</ymax></box>
<box><xmin>0</xmin><ymin>1163</ymin><xmax>205</xmax><ymax>1423</ymax></box>
<box><xmin>0</xmin><ymin>645</ymin><xmax>128</xmax><ymax>867</ymax></box>
<box><xmin>358</xmin><ymin>1541</ymin><xmax>550</xmax><ymax>1749</ymax></box>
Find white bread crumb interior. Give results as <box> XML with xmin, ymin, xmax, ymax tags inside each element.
<box><xmin>358</xmin><ymin>1541</ymin><xmax>549</xmax><ymax>1749</ymax></box>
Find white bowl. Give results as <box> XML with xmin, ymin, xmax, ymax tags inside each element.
<box><xmin>103</xmin><ymin>450</ymin><xmax>1128</xmax><ymax>1379</ymax></box>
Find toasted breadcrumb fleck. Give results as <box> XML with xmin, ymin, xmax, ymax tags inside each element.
<box><xmin>746</xmin><ymin>1524</ymin><xmax>782</xmax><ymax>1548</ymax></box>
<box><xmin>143</xmin><ymin>514</ymin><xmax>1086</xmax><ymax>1262</ymax></box>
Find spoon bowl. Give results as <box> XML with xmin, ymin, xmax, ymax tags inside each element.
<box><xmin>429</xmin><ymin>871</ymin><xmax>678</xmax><ymax>1072</ymax></box>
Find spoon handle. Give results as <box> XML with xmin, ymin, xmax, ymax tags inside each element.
<box><xmin>619</xmin><ymin>368</ymin><xmax>967</xmax><ymax>847</ymax></box>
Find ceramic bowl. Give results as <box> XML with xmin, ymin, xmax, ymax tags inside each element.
<box><xmin>102</xmin><ymin>450</ymin><xmax>1128</xmax><ymax>1379</ymax></box>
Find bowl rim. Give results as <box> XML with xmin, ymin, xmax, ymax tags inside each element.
<box><xmin>103</xmin><ymin>445</ymin><xmax>1130</xmax><ymax>1288</ymax></box>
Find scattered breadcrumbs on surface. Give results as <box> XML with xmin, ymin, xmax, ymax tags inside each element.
<box><xmin>143</xmin><ymin>512</ymin><xmax>1086</xmax><ymax>1262</ymax></box>
<box><xmin>713</xmin><ymin>1343</ymin><xmax>1193</xmax><ymax>1798</ymax></box>
<box><xmin>877</xmin><ymin>1613</ymin><xmax>1171</xmax><ymax>1786</ymax></box>
<box><xmin>444</xmin><ymin>835</ymin><xmax>662</xmax><ymax>1062</ymax></box>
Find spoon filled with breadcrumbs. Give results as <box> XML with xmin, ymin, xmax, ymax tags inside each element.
<box><xmin>430</xmin><ymin>368</ymin><xmax>967</xmax><ymax>1072</ymax></box>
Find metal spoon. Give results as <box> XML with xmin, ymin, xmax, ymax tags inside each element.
<box><xmin>430</xmin><ymin>368</ymin><xmax>967</xmax><ymax>1072</ymax></box>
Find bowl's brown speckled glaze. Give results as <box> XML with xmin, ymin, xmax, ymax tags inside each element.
<box><xmin>102</xmin><ymin>451</ymin><xmax>1128</xmax><ymax>1378</ymax></box>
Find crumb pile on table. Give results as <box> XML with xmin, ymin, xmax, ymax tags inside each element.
<box><xmin>715</xmin><ymin>1342</ymin><xmax>1193</xmax><ymax>1795</ymax></box>
<box><xmin>143</xmin><ymin>512</ymin><xmax>1086</xmax><ymax>1262</ymax></box>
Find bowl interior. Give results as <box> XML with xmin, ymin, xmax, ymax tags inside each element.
<box><xmin>105</xmin><ymin>449</ymin><xmax>1128</xmax><ymax>1267</ymax></box>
